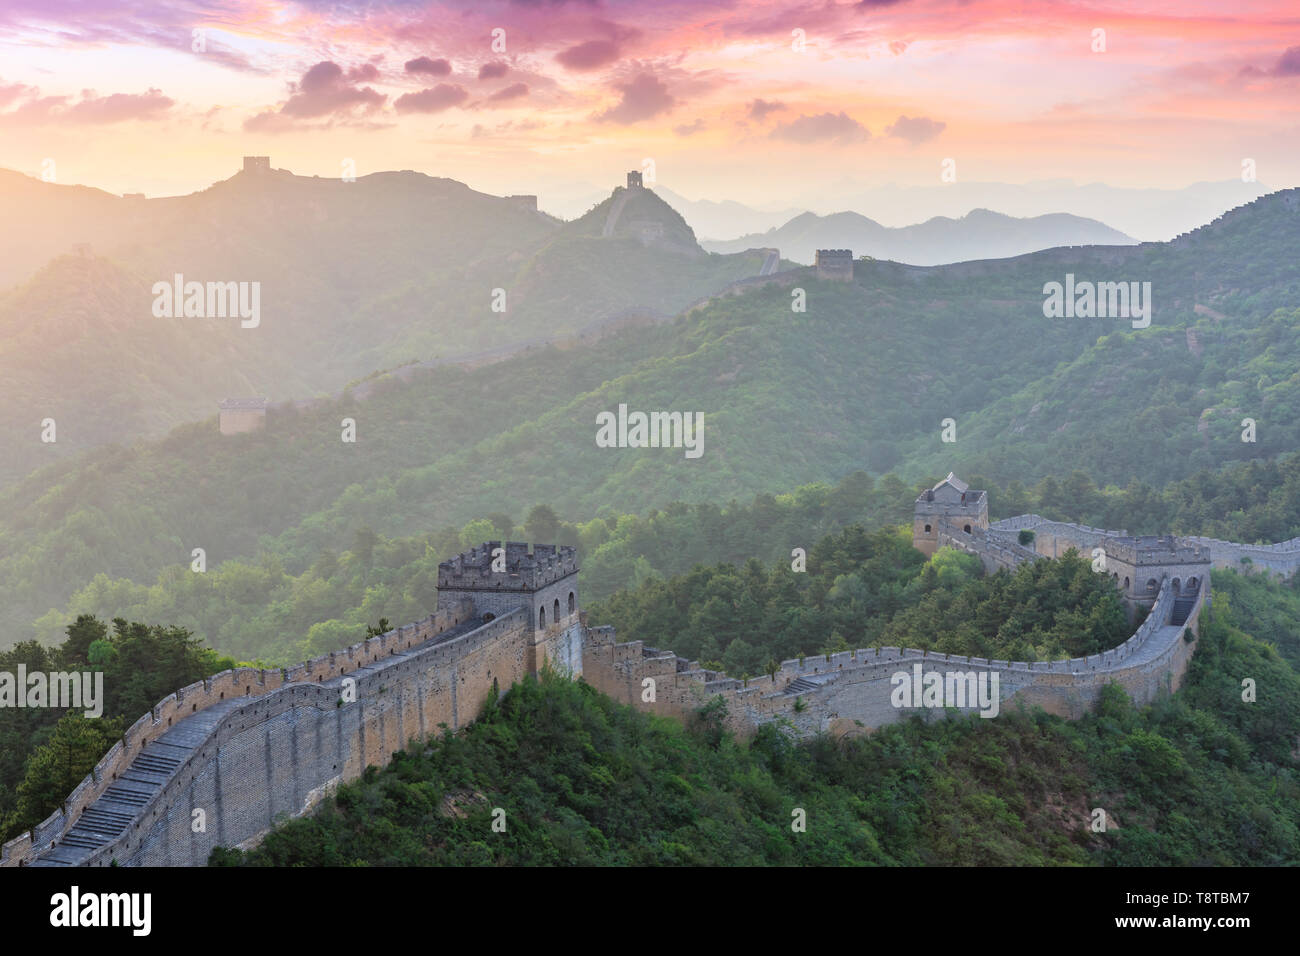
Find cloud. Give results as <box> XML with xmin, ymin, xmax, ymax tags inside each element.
<box><xmin>405</xmin><ymin>56</ymin><xmax>451</xmax><ymax>77</ymax></box>
<box><xmin>347</xmin><ymin>63</ymin><xmax>381</xmax><ymax>83</ymax></box>
<box><xmin>395</xmin><ymin>83</ymin><xmax>470</xmax><ymax>113</ymax></box>
<box><xmin>484</xmin><ymin>82</ymin><xmax>529</xmax><ymax>104</ymax></box>
<box><xmin>556</xmin><ymin>39</ymin><xmax>621</xmax><ymax>71</ymax></box>
<box><xmin>0</xmin><ymin>80</ymin><xmax>36</xmax><ymax>109</ymax></box>
<box><xmin>747</xmin><ymin>98</ymin><xmax>786</xmax><ymax>122</ymax></box>
<box><xmin>1275</xmin><ymin>46</ymin><xmax>1300</xmax><ymax>76</ymax></box>
<box><xmin>278</xmin><ymin>61</ymin><xmax>385</xmax><ymax>119</ymax></box>
<box><xmin>594</xmin><ymin>72</ymin><xmax>676</xmax><ymax>124</ymax></box>
<box><xmin>770</xmin><ymin>111</ymin><xmax>869</xmax><ymax>144</ymax></box>
<box><xmin>674</xmin><ymin>118</ymin><xmax>705</xmax><ymax>136</ymax></box>
<box><xmin>0</xmin><ymin>82</ymin><xmax>173</xmax><ymax>125</ymax></box>
<box><xmin>479</xmin><ymin>61</ymin><xmax>509</xmax><ymax>80</ymax></box>
<box><xmin>885</xmin><ymin>113</ymin><xmax>945</xmax><ymax>144</ymax></box>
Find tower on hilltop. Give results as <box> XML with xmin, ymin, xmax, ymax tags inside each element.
<box><xmin>626</xmin><ymin>169</ymin><xmax>643</xmax><ymax>189</ymax></box>
<box><xmin>815</xmin><ymin>249</ymin><xmax>854</xmax><ymax>281</ymax></box>
<box><xmin>243</xmin><ymin>156</ymin><xmax>270</xmax><ymax>173</ymax></box>
<box><xmin>218</xmin><ymin>397</ymin><xmax>268</xmax><ymax>435</ymax></box>
<box><xmin>437</xmin><ymin>542</ymin><xmax>581</xmax><ymax>674</ymax></box>
<box><xmin>913</xmin><ymin>473</ymin><xmax>988</xmax><ymax>557</ymax></box>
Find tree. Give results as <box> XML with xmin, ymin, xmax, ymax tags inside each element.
<box><xmin>14</xmin><ymin>714</ymin><xmax>124</xmax><ymax>833</ymax></box>
<box><xmin>524</xmin><ymin>505</ymin><xmax>560</xmax><ymax>544</ymax></box>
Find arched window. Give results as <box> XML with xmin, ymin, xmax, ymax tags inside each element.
<box><xmin>553</xmin><ymin>598</ymin><xmax>560</xmax><ymax>623</ymax></box>
<box><xmin>1146</xmin><ymin>578</ymin><xmax>1158</xmax><ymax>592</ymax></box>
<box><xmin>1124</xmin><ymin>577</ymin><xmax>1130</xmax><ymax>589</ymax></box>
<box><xmin>482</xmin><ymin>613</ymin><xmax>495</xmax><ymax>623</ymax></box>
<box><xmin>1188</xmin><ymin>576</ymin><xmax>1199</xmax><ymax>590</ymax></box>
<box><xmin>1172</xmin><ymin>578</ymin><xmax>1181</xmax><ymax>593</ymax></box>
<box><xmin>568</xmin><ymin>592</ymin><xmax>575</xmax><ymax>615</ymax></box>
<box><xmin>963</xmin><ymin>524</ymin><xmax>972</xmax><ymax>534</ymax></box>
<box><xmin>538</xmin><ymin>606</ymin><xmax>546</xmax><ymax>628</ymax></box>
<box><xmin>924</xmin><ymin>524</ymin><xmax>932</xmax><ymax>533</ymax></box>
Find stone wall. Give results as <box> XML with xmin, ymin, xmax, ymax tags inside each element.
<box><xmin>581</xmin><ymin>578</ymin><xmax>1204</xmax><ymax>741</ymax></box>
<box><xmin>1</xmin><ymin>600</ymin><xmax>543</xmax><ymax>867</ymax></box>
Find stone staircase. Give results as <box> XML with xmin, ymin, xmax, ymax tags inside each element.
<box><xmin>29</xmin><ymin>698</ymin><xmax>244</xmax><ymax>866</ymax></box>
<box><xmin>786</xmin><ymin>676</ymin><xmax>821</xmax><ymax>695</ymax></box>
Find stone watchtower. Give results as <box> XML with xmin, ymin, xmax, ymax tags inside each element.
<box><xmin>218</xmin><ymin>397</ymin><xmax>268</xmax><ymax>435</ymax></box>
<box><xmin>437</xmin><ymin>542</ymin><xmax>581</xmax><ymax>674</ymax></box>
<box><xmin>243</xmin><ymin>156</ymin><xmax>270</xmax><ymax>173</ymax></box>
<box><xmin>913</xmin><ymin>473</ymin><xmax>988</xmax><ymax>557</ymax></box>
<box><xmin>815</xmin><ymin>249</ymin><xmax>854</xmax><ymax>281</ymax></box>
<box><xmin>1101</xmin><ymin>535</ymin><xmax>1210</xmax><ymax>621</ymax></box>
<box><xmin>626</xmin><ymin>170</ymin><xmax>643</xmax><ymax>189</ymax></box>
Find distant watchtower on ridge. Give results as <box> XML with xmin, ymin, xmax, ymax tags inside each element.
<box><xmin>218</xmin><ymin>397</ymin><xmax>268</xmax><ymax>435</ymax></box>
<box><xmin>913</xmin><ymin>473</ymin><xmax>988</xmax><ymax>557</ymax></box>
<box><xmin>815</xmin><ymin>249</ymin><xmax>854</xmax><ymax>281</ymax></box>
<box><xmin>626</xmin><ymin>169</ymin><xmax>643</xmax><ymax>189</ymax></box>
<box><xmin>243</xmin><ymin>156</ymin><xmax>270</xmax><ymax>174</ymax></box>
<box><xmin>437</xmin><ymin>542</ymin><xmax>581</xmax><ymax>674</ymax></box>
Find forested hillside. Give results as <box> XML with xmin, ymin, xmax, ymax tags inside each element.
<box><xmin>1</xmin><ymin>189</ymin><xmax>1297</xmax><ymax>651</ymax></box>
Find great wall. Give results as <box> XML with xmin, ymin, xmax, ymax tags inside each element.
<box><xmin>5</xmin><ymin>474</ymin><xmax>1295</xmax><ymax>867</ymax></box>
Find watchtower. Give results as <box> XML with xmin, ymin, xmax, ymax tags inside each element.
<box><xmin>1100</xmin><ymin>535</ymin><xmax>1210</xmax><ymax>620</ymax></box>
<box><xmin>626</xmin><ymin>170</ymin><xmax>643</xmax><ymax>189</ymax></box>
<box><xmin>243</xmin><ymin>156</ymin><xmax>270</xmax><ymax>174</ymax></box>
<box><xmin>218</xmin><ymin>397</ymin><xmax>268</xmax><ymax>435</ymax></box>
<box><xmin>437</xmin><ymin>542</ymin><xmax>580</xmax><ymax>673</ymax></box>
<box><xmin>815</xmin><ymin>249</ymin><xmax>854</xmax><ymax>281</ymax></box>
<box><xmin>913</xmin><ymin>473</ymin><xmax>988</xmax><ymax>557</ymax></box>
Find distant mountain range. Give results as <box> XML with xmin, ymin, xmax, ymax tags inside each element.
<box><xmin>595</xmin><ymin>179</ymin><xmax>1268</xmax><ymax>245</ymax></box>
<box><xmin>701</xmin><ymin>208</ymin><xmax>1135</xmax><ymax>265</ymax></box>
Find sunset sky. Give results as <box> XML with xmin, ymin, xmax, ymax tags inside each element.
<box><xmin>1</xmin><ymin>0</ymin><xmax>1298</xmax><ymax>213</ymax></box>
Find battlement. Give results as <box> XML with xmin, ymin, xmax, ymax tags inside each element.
<box><xmin>437</xmin><ymin>541</ymin><xmax>578</xmax><ymax>591</ymax></box>
<box><xmin>243</xmin><ymin>156</ymin><xmax>270</xmax><ymax>173</ymax></box>
<box><xmin>815</xmin><ymin>248</ymin><xmax>854</xmax><ymax>281</ymax></box>
<box><xmin>1104</xmin><ymin>535</ymin><xmax>1210</xmax><ymax>567</ymax></box>
<box><xmin>505</xmin><ymin>194</ymin><xmax>538</xmax><ymax>212</ymax></box>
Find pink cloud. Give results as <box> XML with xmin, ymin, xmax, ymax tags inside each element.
<box><xmin>479</xmin><ymin>61</ymin><xmax>509</xmax><ymax>80</ymax></box>
<box><xmin>484</xmin><ymin>82</ymin><xmax>529</xmax><ymax>104</ymax></box>
<box><xmin>395</xmin><ymin>83</ymin><xmax>469</xmax><ymax>113</ymax></box>
<box><xmin>885</xmin><ymin>114</ymin><xmax>945</xmax><ymax>144</ymax></box>
<box><xmin>557</xmin><ymin>40</ymin><xmax>622</xmax><ymax>71</ymax></box>
<box><xmin>594</xmin><ymin>72</ymin><xmax>676</xmax><ymax>124</ymax></box>
<box><xmin>771</xmin><ymin>112</ymin><xmax>870</xmax><ymax>144</ymax></box>
<box><xmin>405</xmin><ymin>56</ymin><xmax>451</xmax><ymax>77</ymax></box>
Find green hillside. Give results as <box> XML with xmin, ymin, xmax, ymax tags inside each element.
<box><xmin>0</xmin><ymin>168</ymin><xmax>766</xmax><ymax>482</ymax></box>
<box><xmin>0</xmin><ymin>188</ymin><xmax>1297</xmax><ymax>649</ymax></box>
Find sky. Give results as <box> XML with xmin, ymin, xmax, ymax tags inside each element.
<box><xmin>1</xmin><ymin>0</ymin><xmax>1298</xmax><ymax>213</ymax></box>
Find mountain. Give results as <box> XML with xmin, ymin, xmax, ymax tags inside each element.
<box><xmin>0</xmin><ymin>167</ymin><xmax>770</xmax><ymax>483</ymax></box>
<box><xmin>805</xmin><ymin>179</ymin><xmax>1270</xmax><ymax>242</ymax></box>
<box><xmin>0</xmin><ymin>187</ymin><xmax>1296</xmax><ymax>649</ymax></box>
<box><xmin>651</xmin><ymin>186</ymin><xmax>807</xmax><ymax>241</ymax></box>
<box><xmin>701</xmin><ymin>208</ymin><xmax>1135</xmax><ymax>265</ymax></box>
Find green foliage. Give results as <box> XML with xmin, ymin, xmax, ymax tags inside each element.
<box><xmin>588</xmin><ymin>529</ymin><xmax>1128</xmax><ymax>665</ymax></box>
<box><xmin>0</xmin><ymin>616</ymin><xmax>233</xmax><ymax>842</ymax></box>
